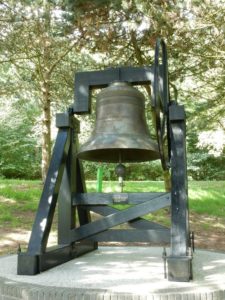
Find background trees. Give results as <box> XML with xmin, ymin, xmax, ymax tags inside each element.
<box><xmin>0</xmin><ymin>0</ymin><xmax>96</xmax><ymax>179</ymax></box>
<box><xmin>0</xmin><ymin>0</ymin><xmax>224</xmax><ymax>181</ymax></box>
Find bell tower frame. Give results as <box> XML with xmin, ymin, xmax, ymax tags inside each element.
<box><xmin>17</xmin><ymin>39</ymin><xmax>193</xmax><ymax>282</ymax></box>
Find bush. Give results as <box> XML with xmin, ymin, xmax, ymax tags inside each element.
<box><xmin>187</xmin><ymin>152</ymin><xmax>225</xmax><ymax>180</ymax></box>
<box><xmin>82</xmin><ymin>160</ymin><xmax>163</xmax><ymax>181</ymax></box>
<box><xmin>0</xmin><ymin>123</ymin><xmax>41</xmax><ymax>179</ymax></box>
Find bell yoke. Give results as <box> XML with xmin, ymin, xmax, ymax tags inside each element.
<box><xmin>17</xmin><ymin>39</ymin><xmax>193</xmax><ymax>282</ymax></box>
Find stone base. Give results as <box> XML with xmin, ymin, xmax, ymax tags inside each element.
<box><xmin>0</xmin><ymin>247</ymin><xmax>225</xmax><ymax>300</ymax></box>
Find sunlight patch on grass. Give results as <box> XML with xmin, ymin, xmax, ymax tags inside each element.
<box><xmin>189</xmin><ymin>189</ymin><xmax>210</xmax><ymax>200</ymax></box>
<box><xmin>0</xmin><ymin>196</ymin><xmax>16</xmax><ymax>204</ymax></box>
<box><xmin>0</xmin><ymin>183</ymin><xmax>7</xmax><ymax>189</ymax></box>
<box><xmin>213</xmin><ymin>222</ymin><xmax>225</xmax><ymax>229</ymax></box>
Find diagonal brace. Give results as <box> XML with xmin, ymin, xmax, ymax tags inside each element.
<box><xmin>83</xmin><ymin>205</ymin><xmax>168</xmax><ymax>230</ymax></box>
<box><xmin>27</xmin><ymin>128</ymin><xmax>70</xmax><ymax>254</ymax></box>
<box><xmin>71</xmin><ymin>193</ymin><xmax>170</xmax><ymax>242</ymax></box>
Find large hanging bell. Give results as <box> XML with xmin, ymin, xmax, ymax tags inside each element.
<box><xmin>77</xmin><ymin>82</ymin><xmax>160</xmax><ymax>163</ymax></box>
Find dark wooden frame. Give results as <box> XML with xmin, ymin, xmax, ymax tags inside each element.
<box><xmin>17</xmin><ymin>66</ymin><xmax>192</xmax><ymax>282</ymax></box>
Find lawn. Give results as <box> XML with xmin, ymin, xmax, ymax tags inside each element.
<box><xmin>89</xmin><ymin>180</ymin><xmax>225</xmax><ymax>217</ymax></box>
<box><xmin>0</xmin><ymin>179</ymin><xmax>42</xmax><ymax>227</ymax></box>
<box><xmin>0</xmin><ymin>179</ymin><xmax>225</xmax><ymax>254</ymax></box>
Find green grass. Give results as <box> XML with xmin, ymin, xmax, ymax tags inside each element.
<box><xmin>88</xmin><ymin>180</ymin><xmax>164</xmax><ymax>193</ymax></box>
<box><xmin>188</xmin><ymin>181</ymin><xmax>225</xmax><ymax>217</ymax></box>
<box><xmin>89</xmin><ymin>180</ymin><xmax>225</xmax><ymax>218</ymax></box>
<box><xmin>0</xmin><ymin>179</ymin><xmax>41</xmax><ymax>201</ymax></box>
<box><xmin>0</xmin><ymin>179</ymin><xmax>224</xmax><ymax>228</ymax></box>
<box><xmin>0</xmin><ymin>179</ymin><xmax>42</xmax><ymax>227</ymax></box>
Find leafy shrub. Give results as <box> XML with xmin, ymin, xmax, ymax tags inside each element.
<box><xmin>187</xmin><ymin>152</ymin><xmax>225</xmax><ymax>180</ymax></box>
<box><xmin>82</xmin><ymin>160</ymin><xmax>163</xmax><ymax>181</ymax></box>
<box><xmin>0</xmin><ymin>119</ymin><xmax>41</xmax><ymax>179</ymax></box>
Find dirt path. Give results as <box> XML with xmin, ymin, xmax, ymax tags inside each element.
<box><xmin>0</xmin><ymin>213</ymin><xmax>224</xmax><ymax>255</ymax></box>
<box><xmin>189</xmin><ymin>213</ymin><xmax>225</xmax><ymax>252</ymax></box>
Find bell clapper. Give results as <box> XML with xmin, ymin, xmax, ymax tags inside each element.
<box><xmin>115</xmin><ymin>152</ymin><xmax>126</xmax><ymax>192</ymax></box>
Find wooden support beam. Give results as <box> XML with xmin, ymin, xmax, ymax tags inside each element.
<box><xmin>27</xmin><ymin>129</ymin><xmax>70</xmax><ymax>254</ymax></box>
<box><xmin>85</xmin><ymin>205</ymin><xmax>169</xmax><ymax>230</ymax></box>
<box><xmin>87</xmin><ymin>229</ymin><xmax>170</xmax><ymax>243</ymax></box>
<box><xmin>71</xmin><ymin>193</ymin><xmax>170</xmax><ymax>242</ymax></box>
<box><xmin>73</xmin><ymin>192</ymin><xmax>169</xmax><ymax>205</ymax></box>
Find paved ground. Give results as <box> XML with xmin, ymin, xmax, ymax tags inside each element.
<box><xmin>0</xmin><ymin>247</ymin><xmax>225</xmax><ymax>299</ymax></box>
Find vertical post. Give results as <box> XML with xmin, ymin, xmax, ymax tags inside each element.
<box><xmin>167</xmin><ymin>103</ymin><xmax>192</xmax><ymax>282</ymax></box>
<box><xmin>57</xmin><ymin>113</ymin><xmax>77</xmax><ymax>244</ymax></box>
<box><xmin>76</xmin><ymin>154</ymin><xmax>94</xmax><ymax>226</ymax></box>
<box><xmin>74</xmin><ymin>133</ymin><xmax>98</xmax><ymax>250</ymax></box>
<box><xmin>96</xmin><ymin>166</ymin><xmax>103</xmax><ymax>192</ymax></box>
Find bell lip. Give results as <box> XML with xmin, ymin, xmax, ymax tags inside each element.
<box><xmin>78</xmin><ymin>133</ymin><xmax>159</xmax><ymax>150</ymax></box>
<box><xmin>77</xmin><ymin>148</ymin><xmax>160</xmax><ymax>163</ymax></box>
<box><xmin>77</xmin><ymin>134</ymin><xmax>160</xmax><ymax>163</ymax></box>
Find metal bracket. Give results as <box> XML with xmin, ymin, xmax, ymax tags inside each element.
<box><xmin>112</xmin><ymin>193</ymin><xmax>129</xmax><ymax>204</ymax></box>
<box><xmin>190</xmin><ymin>231</ymin><xmax>195</xmax><ymax>253</ymax></box>
<box><xmin>162</xmin><ymin>247</ymin><xmax>167</xmax><ymax>279</ymax></box>
<box><xmin>56</xmin><ymin>113</ymin><xmax>80</xmax><ymax>132</ymax></box>
<box><xmin>167</xmin><ymin>256</ymin><xmax>193</xmax><ymax>282</ymax></box>
<box><xmin>73</xmin><ymin>66</ymin><xmax>155</xmax><ymax>114</ymax></box>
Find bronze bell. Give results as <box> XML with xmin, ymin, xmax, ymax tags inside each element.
<box><xmin>77</xmin><ymin>82</ymin><xmax>160</xmax><ymax>163</ymax></box>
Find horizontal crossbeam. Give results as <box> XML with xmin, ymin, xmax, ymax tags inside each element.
<box><xmin>73</xmin><ymin>192</ymin><xmax>169</xmax><ymax>205</ymax></box>
<box><xmin>73</xmin><ymin>66</ymin><xmax>155</xmax><ymax>114</ymax></box>
<box><xmin>71</xmin><ymin>193</ymin><xmax>170</xmax><ymax>242</ymax></box>
<box><xmin>87</xmin><ymin>229</ymin><xmax>170</xmax><ymax>243</ymax></box>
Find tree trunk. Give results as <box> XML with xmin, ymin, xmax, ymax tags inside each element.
<box><xmin>41</xmin><ymin>82</ymin><xmax>51</xmax><ymax>181</ymax></box>
<box><xmin>163</xmin><ymin>169</ymin><xmax>171</xmax><ymax>192</ymax></box>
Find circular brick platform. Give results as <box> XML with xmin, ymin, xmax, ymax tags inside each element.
<box><xmin>0</xmin><ymin>247</ymin><xmax>225</xmax><ymax>299</ymax></box>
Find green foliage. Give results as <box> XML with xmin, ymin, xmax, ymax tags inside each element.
<box><xmin>0</xmin><ymin>97</ymin><xmax>41</xmax><ymax>179</ymax></box>
<box><xmin>83</xmin><ymin>160</ymin><xmax>163</xmax><ymax>181</ymax></box>
<box><xmin>125</xmin><ymin>161</ymin><xmax>163</xmax><ymax>181</ymax></box>
<box><xmin>0</xmin><ymin>124</ymin><xmax>41</xmax><ymax>179</ymax></box>
<box><xmin>187</xmin><ymin>130</ymin><xmax>225</xmax><ymax>180</ymax></box>
<box><xmin>84</xmin><ymin>154</ymin><xmax>225</xmax><ymax>181</ymax></box>
<box><xmin>188</xmin><ymin>152</ymin><xmax>225</xmax><ymax>180</ymax></box>
<box><xmin>0</xmin><ymin>0</ymin><xmax>224</xmax><ymax>180</ymax></box>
